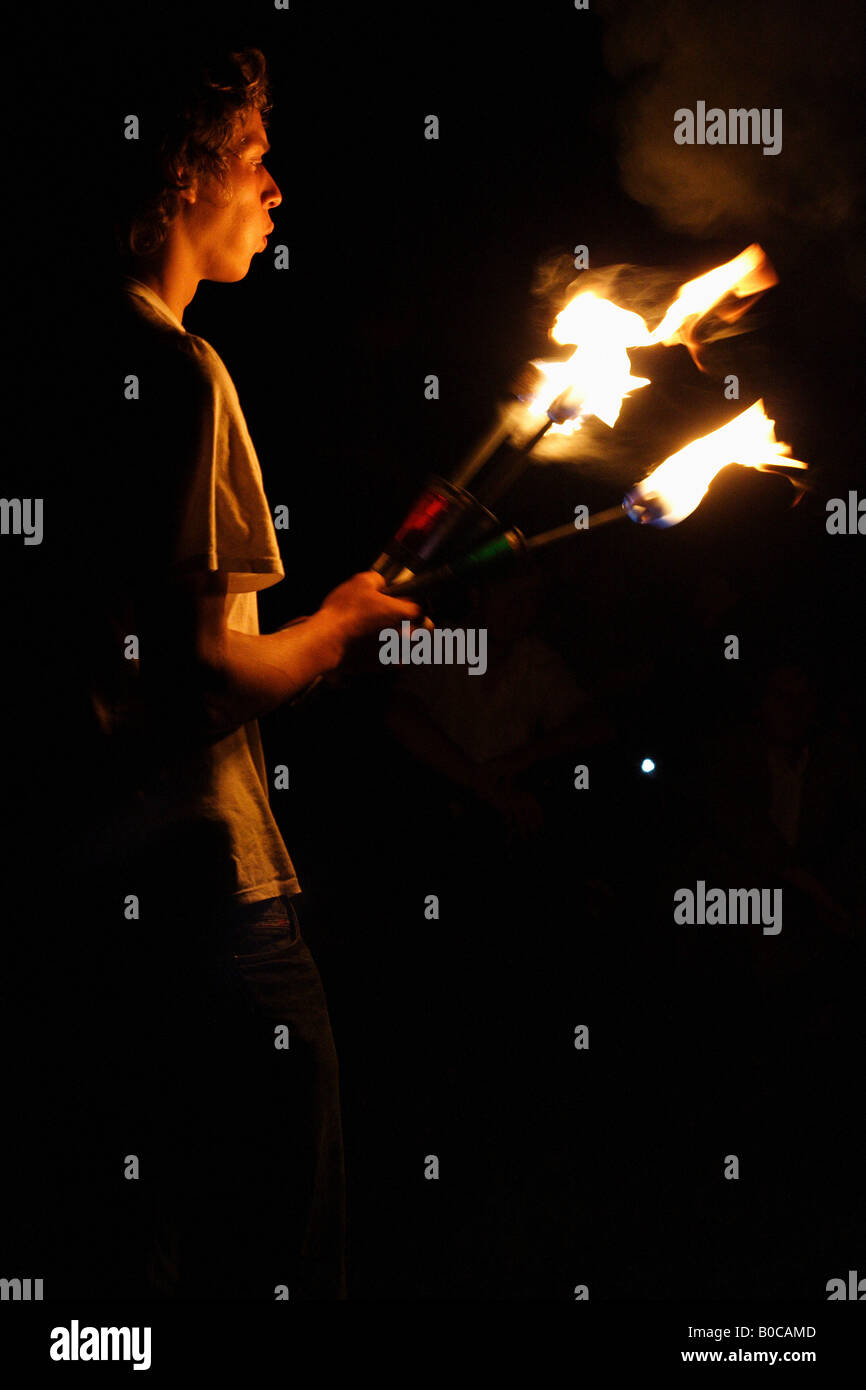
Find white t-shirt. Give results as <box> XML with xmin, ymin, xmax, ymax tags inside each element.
<box><xmin>85</xmin><ymin>276</ymin><xmax>300</xmax><ymax>904</ymax></box>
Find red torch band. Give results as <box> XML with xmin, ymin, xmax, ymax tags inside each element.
<box><xmin>372</xmin><ymin>475</ymin><xmax>502</xmax><ymax>584</ymax></box>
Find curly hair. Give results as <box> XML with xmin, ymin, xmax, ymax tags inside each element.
<box><xmin>115</xmin><ymin>45</ymin><xmax>272</xmax><ymax>260</ymax></box>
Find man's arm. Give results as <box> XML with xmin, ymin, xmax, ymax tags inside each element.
<box><xmin>140</xmin><ymin>568</ymin><xmax>428</xmax><ymax>740</ymax></box>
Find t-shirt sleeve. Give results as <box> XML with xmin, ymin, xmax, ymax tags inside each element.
<box><xmin>159</xmin><ymin>334</ymin><xmax>285</xmax><ymax>594</ymax></box>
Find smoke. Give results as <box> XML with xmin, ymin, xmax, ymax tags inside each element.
<box><xmin>531</xmin><ymin>259</ymin><xmax>683</xmax><ymax>331</ymax></box>
<box><xmin>596</xmin><ymin>0</ymin><xmax>863</xmax><ymax>242</ymax></box>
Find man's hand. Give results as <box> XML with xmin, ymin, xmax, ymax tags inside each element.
<box><xmin>148</xmin><ymin>568</ymin><xmax>434</xmax><ymax>741</ymax></box>
<box><xmin>318</xmin><ymin>570</ymin><xmax>433</xmax><ymax>657</ymax></box>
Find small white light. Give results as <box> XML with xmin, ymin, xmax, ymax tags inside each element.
<box><xmin>640</xmin><ymin>758</ymin><xmax>656</xmax><ymax>774</ymax></box>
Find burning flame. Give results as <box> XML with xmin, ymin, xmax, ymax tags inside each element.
<box><xmin>624</xmin><ymin>400</ymin><xmax>808</xmax><ymax>528</ymax></box>
<box><xmin>527</xmin><ymin>292</ymin><xmax>653</xmax><ymax>432</ymax></box>
<box><xmin>647</xmin><ymin>243</ymin><xmax>778</xmax><ymax>355</ymax></box>
<box><xmin>524</xmin><ymin>244</ymin><xmax>778</xmax><ymax>436</ymax></box>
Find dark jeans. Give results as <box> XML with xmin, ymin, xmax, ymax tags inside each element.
<box><xmin>135</xmin><ymin>893</ymin><xmax>347</xmax><ymax>1300</ymax></box>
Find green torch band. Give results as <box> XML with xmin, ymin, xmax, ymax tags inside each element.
<box><xmin>458</xmin><ymin>528</ymin><xmax>524</xmax><ymax>574</ymax></box>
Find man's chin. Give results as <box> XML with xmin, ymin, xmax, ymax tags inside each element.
<box><xmin>206</xmin><ymin>263</ymin><xmax>253</xmax><ymax>284</ymax></box>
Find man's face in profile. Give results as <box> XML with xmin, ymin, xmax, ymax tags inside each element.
<box><xmin>183</xmin><ymin>107</ymin><xmax>282</xmax><ymax>282</ymax></box>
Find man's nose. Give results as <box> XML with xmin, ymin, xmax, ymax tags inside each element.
<box><xmin>264</xmin><ymin>174</ymin><xmax>282</xmax><ymax>209</ymax></box>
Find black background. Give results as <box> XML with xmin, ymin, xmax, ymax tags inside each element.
<box><xmin>2</xmin><ymin>0</ymin><xmax>864</xmax><ymax>1311</ymax></box>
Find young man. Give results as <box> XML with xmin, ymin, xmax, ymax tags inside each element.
<box><xmin>72</xmin><ymin>44</ymin><xmax>429</xmax><ymax>1301</ymax></box>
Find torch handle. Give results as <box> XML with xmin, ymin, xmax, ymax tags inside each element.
<box><xmin>449</xmin><ymin>415</ymin><xmax>514</xmax><ymax>490</ymax></box>
<box><xmin>383</xmin><ymin>505</ymin><xmax>629</xmax><ymax>600</ymax></box>
<box><xmin>523</xmin><ymin>505</ymin><xmax>627</xmax><ymax>549</ymax></box>
<box><xmin>476</xmin><ymin>418</ymin><xmax>554</xmax><ymax>510</ymax></box>
<box><xmin>383</xmin><ymin>527</ymin><xmax>526</xmax><ymax>599</ymax></box>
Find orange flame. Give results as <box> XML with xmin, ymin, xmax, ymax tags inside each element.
<box><xmin>647</xmin><ymin>243</ymin><xmax>777</xmax><ymax>347</ymax></box>
<box><xmin>625</xmin><ymin>400</ymin><xmax>807</xmax><ymax>527</ymax></box>
<box><xmin>525</xmin><ymin>245</ymin><xmax>778</xmax><ymax>434</ymax></box>
<box><xmin>526</xmin><ymin>292</ymin><xmax>652</xmax><ymax>432</ymax></box>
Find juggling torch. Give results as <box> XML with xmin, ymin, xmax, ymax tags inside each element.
<box><xmin>383</xmin><ymin>400</ymin><xmax>808</xmax><ymax>600</ymax></box>
<box><xmin>370</xmin><ymin>366</ymin><xmax>586</xmax><ymax>586</ymax></box>
<box><xmin>371</xmin><ymin>244</ymin><xmax>781</xmax><ymax>590</ymax></box>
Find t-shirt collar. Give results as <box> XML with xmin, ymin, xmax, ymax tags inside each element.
<box><xmin>121</xmin><ymin>275</ymin><xmax>186</xmax><ymax>333</ymax></box>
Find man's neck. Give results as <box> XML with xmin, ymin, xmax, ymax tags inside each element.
<box><xmin>126</xmin><ymin>252</ymin><xmax>199</xmax><ymax>325</ymax></box>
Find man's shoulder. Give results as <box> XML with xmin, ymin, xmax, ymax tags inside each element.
<box><xmin>114</xmin><ymin>291</ymin><xmax>226</xmax><ymax>395</ymax></box>
<box><xmin>175</xmin><ymin>330</ymin><xmax>233</xmax><ymax>392</ymax></box>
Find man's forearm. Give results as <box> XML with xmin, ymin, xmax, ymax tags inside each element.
<box><xmin>202</xmin><ymin>611</ymin><xmax>345</xmax><ymax>737</ymax></box>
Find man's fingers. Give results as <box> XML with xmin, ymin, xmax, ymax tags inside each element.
<box><xmin>392</xmin><ymin>598</ymin><xmax>426</xmax><ymax>622</ymax></box>
<box><xmin>397</xmin><ymin>599</ymin><xmax>434</xmax><ymax>633</ymax></box>
<box><xmin>343</xmin><ymin>571</ymin><xmax>436</xmax><ymax>632</ymax></box>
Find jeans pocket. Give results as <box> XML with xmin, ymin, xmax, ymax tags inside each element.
<box><xmin>224</xmin><ymin>900</ymin><xmax>302</xmax><ymax>964</ymax></box>
<box><xmin>231</xmin><ymin>926</ymin><xmax>294</xmax><ymax>964</ymax></box>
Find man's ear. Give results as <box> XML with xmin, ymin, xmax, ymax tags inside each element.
<box><xmin>170</xmin><ymin>157</ymin><xmax>197</xmax><ymax>204</ymax></box>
